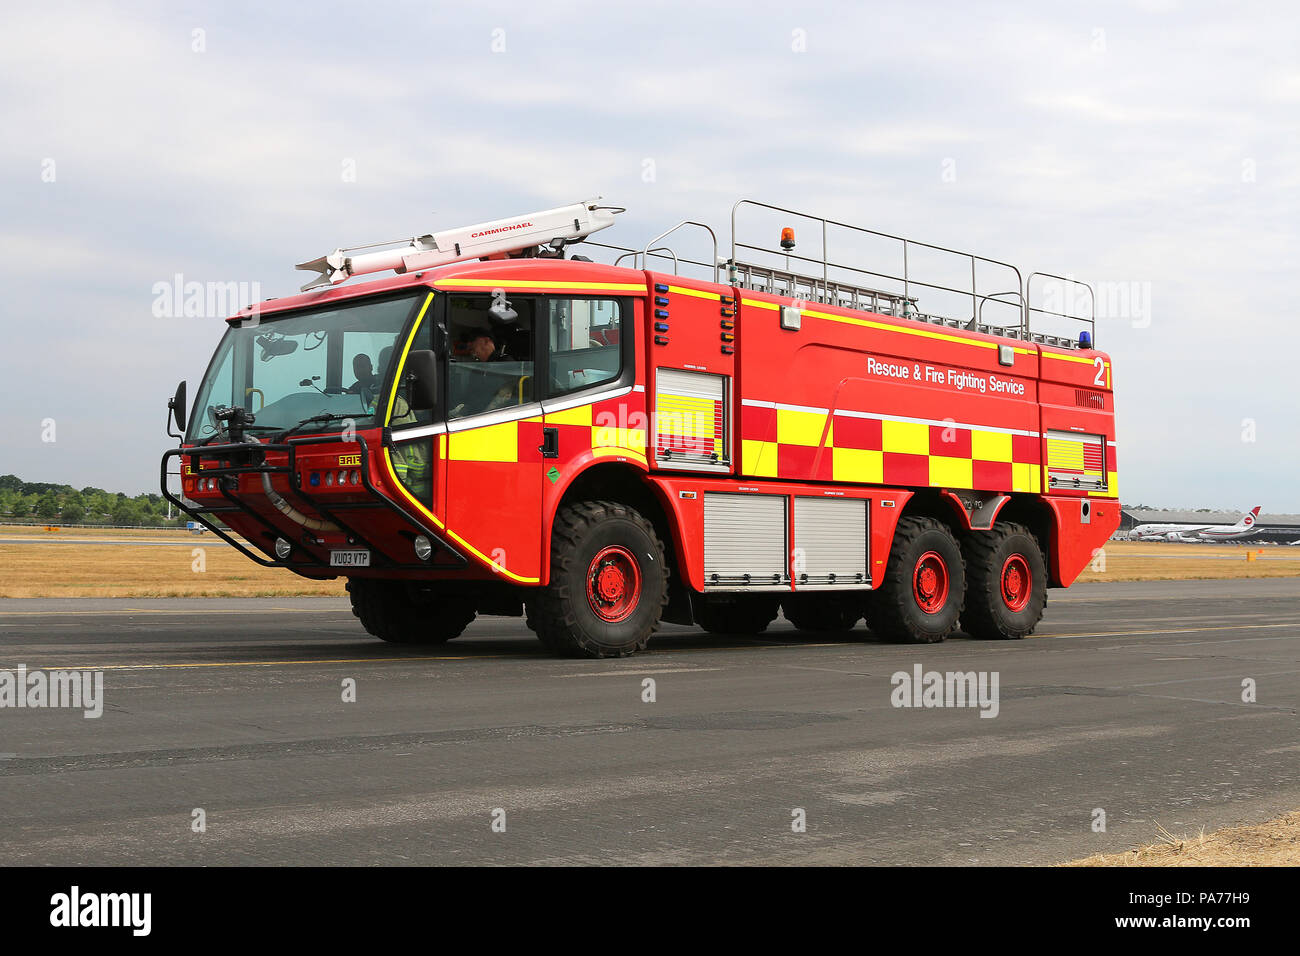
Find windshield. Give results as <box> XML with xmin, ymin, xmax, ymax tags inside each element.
<box><xmin>188</xmin><ymin>292</ymin><xmax>423</xmax><ymax>441</ymax></box>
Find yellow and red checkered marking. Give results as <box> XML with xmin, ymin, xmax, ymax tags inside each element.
<box><xmin>549</xmin><ymin>402</ymin><xmax>648</xmax><ymax>463</ymax></box>
<box><xmin>654</xmin><ymin>392</ymin><xmax>723</xmax><ymax>459</ymax></box>
<box><xmin>445</xmin><ymin>403</ymin><xmax>647</xmax><ymax>465</ymax></box>
<box><xmin>1046</xmin><ymin>432</ymin><xmax>1102</xmax><ymax>478</ymax></box>
<box><xmin>1044</xmin><ymin>430</ymin><xmax>1117</xmax><ymax>494</ymax></box>
<box><xmin>742</xmin><ymin>403</ymin><xmax>1042</xmax><ymax>493</ymax></box>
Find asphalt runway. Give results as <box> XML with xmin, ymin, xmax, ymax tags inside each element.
<box><xmin>0</xmin><ymin>579</ymin><xmax>1296</xmax><ymax>865</ymax></box>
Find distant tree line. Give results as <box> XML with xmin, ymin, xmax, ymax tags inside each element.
<box><xmin>1126</xmin><ymin>503</ymin><xmax>1231</xmax><ymax>513</ymax></box>
<box><xmin>0</xmin><ymin>474</ymin><xmax>183</xmax><ymax>527</ymax></box>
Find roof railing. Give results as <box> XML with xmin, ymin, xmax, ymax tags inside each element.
<box><xmin>587</xmin><ymin>241</ymin><xmax>711</xmax><ymax>277</ymax></box>
<box><xmin>582</xmin><ymin>199</ymin><xmax>1094</xmax><ymax>349</ymax></box>
<box><xmin>729</xmin><ymin>197</ymin><xmax>1036</xmax><ymax>336</ymax></box>
<box><xmin>613</xmin><ymin>246</ymin><xmax>679</xmax><ymax>273</ymax></box>
<box><xmin>635</xmin><ymin>220</ymin><xmax>719</xmax><ymax>282</ymax></box>
<box><xmin>1026</xmin><ymin>272</ymin><xmax>1096</xmax><ymax>345</ymax></box>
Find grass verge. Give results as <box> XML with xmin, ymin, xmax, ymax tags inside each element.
<box><xmin>1</xmin><ymin>528</ymin><xmax>1296</xmax><ymax>598</ymax></box>
<box><xmin>1066</xmin><ymin>811</ymin><xmax>1300</xmax><ymax>866</ymax></box>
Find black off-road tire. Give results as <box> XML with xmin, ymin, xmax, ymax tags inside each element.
<box><xmin>863</xmin><ymin>516</ymin><xmax>965</xmax><ymax>644</ymax></box>
<box><xmin>961</xmin><ymin>522</ymin><xmax>1048</xmax><ymax>640</ymax></box>
<box><xmin>346</xmin><ymin>579</ymin><xmax>476</xmax><ymax>644</ymax></box>
<box><xmin>525</xmin><ymin>601</ymin><xmax>569</xmax><ymax>654</ymax></box>
<box><xmin>781</xmin><ymin>594</ymin><xmax>863</xmax><ymax>634</ymax></box>
<box><xmin>530</xmin><ymin>500</ymin><xmax>668</xmax><ymax>658</ymax></box>
<box><xmin>693</xmin><ymin>594</ymin><xmax>781</xmax><ymax>635</ymax></box>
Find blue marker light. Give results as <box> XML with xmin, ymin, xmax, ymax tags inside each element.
<box><xmin>1079</xmin><ymin>331</ymin><xmax>1092</xmax><ymax>349</ymax></box>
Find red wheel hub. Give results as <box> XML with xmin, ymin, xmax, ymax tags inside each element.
<box><xmin>586</xmin><ymin>545</ymin><xmax>642</xmax><ymax>624</ymax></box>
<box><xmin>1000</xmin><ymin>554</ymin><xmax>1031</xmax><ymax>612</ymax></box>
<box><xmin>912</xmin><ymin>551</ymin><xmax>949</xmax><ymax>614</ymax></box>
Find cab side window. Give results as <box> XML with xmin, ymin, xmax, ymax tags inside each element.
<box><xmin>446</xmin><ymin>294</ymin><xmax>535</xmax><ymax>419</ymax></box>
<box><xmin>345</xmin><ymin>329</ymin><xmax>408</xmax><ymax>422</ymax></box>
<box><xmin>546</xmin><ymin>298</ymin><xmax>623</xmax><ymax>398</ymax></box>
<box><xmin>383</xmin><ymin>316</ymin><xmax>435</xmax><ymax>429</ymax></box>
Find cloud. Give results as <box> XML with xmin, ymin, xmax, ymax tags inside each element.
<box><xmin>1</xmin><ymin>0</ymin><xmax>1297</xmax><ymax>510</ymax></box>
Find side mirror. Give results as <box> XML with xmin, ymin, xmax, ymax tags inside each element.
<box><xmin>489</xmin><ymin>299</ymin><xmax>519</xmax><ymax>324</ymax></box>
<box><xmin>167</xmin><ymin>380</ymin><xmax>188</xmax><ymax>437</ymax></box>
<box><xmin>404</xmin><ymin>350</ymin><xmax>438</xmax><ymax>411</ymax></box>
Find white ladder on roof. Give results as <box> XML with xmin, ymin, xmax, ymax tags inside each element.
<box><xmin>293</xmin><ymin>199</ymin><xmax>623</xmax><ymax>292</ymax></box>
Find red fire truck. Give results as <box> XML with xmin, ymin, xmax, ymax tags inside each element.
<box><xmin>162</xmin><ymin>198</ymin><xmax>1118</xmax><ymax>657</ymax></box>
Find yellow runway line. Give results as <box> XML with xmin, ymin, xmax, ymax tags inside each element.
<box><xmin>1038</xmin><ymin>622</ymin><xmax>1296</xmax><ymax>639</ymax></box>
<box><xmin>0</xmin><ymin>654</ymin><xmax>517</xmax><ymax>671</ymax></box>
<box><xmin>0</xmin><ymin>607</ymin><xmax>350</xmax><ymax>617</ymax></box>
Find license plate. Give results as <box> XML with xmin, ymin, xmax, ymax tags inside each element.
<box><xmin>330</xmin><ymin>550</ymin><xmax>370</xmax><ymax>568</ymax></box>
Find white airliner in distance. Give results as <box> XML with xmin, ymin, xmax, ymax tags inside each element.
<box><xmin>1130</xmin><ymin>507</ymin><xmax>1262</xmax><ymax>542</ymax></box>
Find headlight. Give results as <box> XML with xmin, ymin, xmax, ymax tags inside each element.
<box><xmin>274</xmin><ymin>538</ymin><xmax>292</xmax><ymax>560</ymax></box>
<box><xmin>413</xmin><ymin>535</ymin><xmax>433</xmax><ymax>561</ymax></box>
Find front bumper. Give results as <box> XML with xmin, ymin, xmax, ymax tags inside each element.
<box><xmin>160</xmin><ymin>431</ymin><xmax>465</xmax><ymax>575</ymax></box>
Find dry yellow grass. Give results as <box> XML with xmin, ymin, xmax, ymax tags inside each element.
<box><xmin>0</xmin><ymin>527</ymin><xmax>343</xmax><ymax>598</ymax></box>
<box><xmin>1</xmin><ymin>527</ymin><xmax>1295</xmax><ymax>598</ymax></box>
<box><xmin>1074</xmin><ymin>540</ymin><xmax>1300</xmax><ymax>583</ymax></box>
<box><xmin>1066</xmin><ymin>811</ymin><xmax>1300</xmax><ymax>866</ymax></box>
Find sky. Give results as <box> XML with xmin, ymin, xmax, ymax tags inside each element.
<box><xmin>1</xmin><ymin>0</ymin><xmax>1297</xmax><ymax>511</ymax></box>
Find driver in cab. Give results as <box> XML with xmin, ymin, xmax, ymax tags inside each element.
<box><xmin>450</xmin><ymin>330</ymin><xmax>513</xmax><ymax>417</ymax></box>
<box><xmin>346</xmin><ymin>354</ymin><xmax>378</xmax><ymax>395</ymax></box>
<box><xmin>467</xmin><ymin>330</ymin><xmax>499</xmax><ymax>364</ymax></box>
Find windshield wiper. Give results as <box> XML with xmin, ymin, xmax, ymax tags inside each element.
<box><xmin>278</xmin><ymin>412</ymin><xmax>355</xmax><ymax>441</ymax></box>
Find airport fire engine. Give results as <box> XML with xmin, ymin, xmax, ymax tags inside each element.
<box><xmin>162</xmin><ymin>198</ymin><xmax>1119</xmax><ymax>657</ymax></box>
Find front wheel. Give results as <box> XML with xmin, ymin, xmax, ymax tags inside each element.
<box><xmin>961</xmin><ymin>523</ymin><xmax>1048</xmax><ymax>639</ymax></box>
<box><xmin>529</xmin><ymin>500</ymin><xmax>668</xmax><ymax>658</ymax></box>
<box><xmin>347</xmin><ymin>579</ymin><xmax>476</xmax><ymax>645</ymax></box>
<box><xmin>864</xmin><ymin>516</ymin><xmax>965</xmax><ymax>644</ymax></box>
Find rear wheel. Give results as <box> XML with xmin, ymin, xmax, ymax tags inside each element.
<box><xmin>693</xmin><ymin>594</ymin><xmax>780</xmax><ymax>635</ymax></box>
<box><xmin>530</xmin><ymin>500</ymin><xmax>668</xmax><ymax>658</ymax></box>
<box><xmin>781</xmin><ymin>594</ymin><xmax>862</xmax><ymax>634</ymax></box>
<box><xmin>347</xmin><ymin>579</ymin><xmax>476</xmax><ymax>645</ymax></box>
<box><xmin>864</xmin><ymin>516</ymin><xmax>965</xmax><ymax>644</ymax></box>
<box><xmin>961</xmin><ymin>523</ymin><xmax>1047</xmax><ymax>639</ymax></box>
